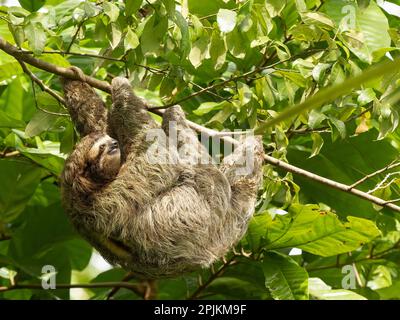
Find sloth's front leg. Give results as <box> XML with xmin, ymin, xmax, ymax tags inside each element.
<box><xmin>62</xmin><ymin>67</ymin><xmax>108</xmax><ymax>136</ymax></box>
<box><xmin>108</xmin><ymin>77</ymin><xmax>159</xmax><ymax>160</ymax></box>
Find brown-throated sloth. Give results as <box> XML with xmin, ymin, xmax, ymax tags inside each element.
<box><xmin>61</xmin><ymin>75</ymin><xmax>264</xmax><ymax>278</ymax></box>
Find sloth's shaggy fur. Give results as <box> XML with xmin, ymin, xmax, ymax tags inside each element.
<box><xmin>61</xmin><ymin>77</ymin><xmax>264</xmax><ymax>278</ymax></box>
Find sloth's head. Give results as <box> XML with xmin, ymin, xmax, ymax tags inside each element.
<box><xmin>85</xmin><ymin>134</ymin><xmax>121</xmax><ymax>181</ymax></box>
<box><xmin>62</xmin><ymin>133</ymin><xmax>121</xmax><ymax>196</ymax></box>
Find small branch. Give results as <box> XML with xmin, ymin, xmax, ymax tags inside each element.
<box><xmin>0</xmin><ymin>37</ymin><xmax>111</xmax><ymax>93</ymax></box>
<box><xmin>307</xmin><ymin>242</ymin><xmax>400</xmax><ymax>272</ymax></box>
<box><xmin>261</xmin><ymin>153</ymin><xmax>400</xmax><ymax>213</ymax></box>
<box><xmin>188</xmin><ymin>255</ymin><xmax>237</xmax><ymax>300</ymax></box>
<box><xmin>17</xmin><ymin>60</ymin><xmax>67</xmax><ymax>108</ymax></box>
<box><xmin>106</xmin><ymin>272</ymin><xmax>135</xmax><ymax>300</ymax></box>
<box><xmin>349</xmin><ymin>159</ymin><xmax>400</xmax><ymax>189</ymax></box>
<box><xmin>66</xmin><ymin>19</ymin><xmax>85</xmax><ymax>53</ymax></box>
<box><xmin>0</xmin><ymin>150</ymin><xmax>20</xmax><ymax>158</ymax></box>
<box><xmin>383</xmin><ymin>198</ymin><xmax>400</xmax><ymax>204</ymax></box>
<box><xmin>0</xmin><ymin>234</ymin><xmax>11</xmax><ymax>241</ymax></box>
<box><xmin>367</xmin><ymin>171</ymin><xmax>400</xmax><ymax>194</ymax></box>
<box><xmin>0</xmin><ymin>281</ymin><xmax>146</xmax><ymax>298</ymax></box>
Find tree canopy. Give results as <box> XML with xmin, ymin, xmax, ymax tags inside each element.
<box><xmin>1</xmin><ymin>0</ymin><xmax>400</xmax><ymax>300</ymax></box>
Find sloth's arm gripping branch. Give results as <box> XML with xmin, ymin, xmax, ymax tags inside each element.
<box><xmin>62</xmin><ymin>70</ymin><xmax>108</xmax><ymax>136</ymax></box>
<box><xmin>108</xmin><ymin>77</ymin><xmax>158</xmax><ymax>158</ymax></box>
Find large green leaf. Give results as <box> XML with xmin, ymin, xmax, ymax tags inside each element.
<box><xmin>18</xmin><ymin>0</ymin><xmax>46</xmax><ymax>12</ymax></box>
<box><xmin>0</xmin><ymin>56</ymin><xmax>23</xmax><ymax>82</ymax></box>
<box><xmin>309</xmin><ymin>278</ymin><xmax>367</xmax><ymax>300</ymax></box>
<box><xmin>24</xmin><ymin>22</ymin><xmax>47</xmax><ymax>55</ymax></box>
<box><xmin>0</xmin><ymin>159</ymin><xmax>43</xmax><ymax>222</ymax></box>
<box><xmin>262</xmin><ymin>251</ymin><xmax>309</xmax><ymax>300</ymax></box>
<box><xmin>323</xmin><ymin>0</ymin><xmax>391</xmax><ymax>63</ymax></box>
<box><xmin>0</xmin><ymin>109</ymin><xmax>26</xmax><ymax>128</ymax></box>
<box><xmin>249</xmin><ymin>203</ymin><xmax>380</xmax><ymax>257</ymax></box>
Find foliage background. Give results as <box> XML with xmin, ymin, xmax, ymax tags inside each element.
<box><xmin>0</xmin><ymin>0</ymin><xmax>400</xmax><ymax>300</ymax></box>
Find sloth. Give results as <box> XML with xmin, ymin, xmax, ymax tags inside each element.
<box><xmin>61</xmin><ymin>74</ymin><xmax>264</xmax><ymax>278</ymax></box>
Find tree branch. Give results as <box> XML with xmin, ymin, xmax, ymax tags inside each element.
<box><xmin>306</xmin><ymin>241</ymin><xmax>400</xmax><ymax>272</ymax></box>
<box><xmin>1</xmin><ymin>36</ymin><xmax>400</xmax><ymax>212</ymax></box>
<box><xmin>0</xmin><ymin>37</ymin><xmax>111</xmax><ymax>93</ymax></box>
<box><xmin>0</xmin><ymin>281</ymin><xmax>147</xmax><ymax>298</ymax></box>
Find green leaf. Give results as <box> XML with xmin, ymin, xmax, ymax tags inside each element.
<box><xmin>103</xmin><ymin>2</ymin><xmax>119</xmax><ymax>23</ymax></box>
<box><xmin>173</xmin><ymin>11</ymin><xmax>191</xmax><ymax>58</ymax></box>
<box><xmin>124</xmin><ymin>27</ymin><xmax>140</xmax><ymax>51</ymax></box>
<box><xmin>263</xmin><ymin>251</ymin><xmax>309</xmax><ymax>300</ymax></box>
<box><xmin>328</xmin><ymin>117</ymin><xmax>346</xmax><ymax>140</ymax></box>
<box><xmin>217</xmin><ymin>9</ymin><xmax>237</xmax><ymax>33</ymax></box>
<box><xmin>109</xmin><ymin>22</ymin><xmax>122</xmax><ymax>49</ymax></box>
<box><xmin>0</xmin><ymin>159</ymin><xmax>43</xmax><ymax>222</ymax></box>
<box><xmin>193</xmin><ymin>101</ymin><xmax>224</xmax><ymax>116</ymax></box>
<box><xmin>125</xmin><ymin>0</ymin><xmax>142</xmax><ymax>16</ymax></box>
<box><xmin>209</xmin><ymin>29</ymin><xmax>226</xmax><ymax>70</ymax></box>
<box><xmin>140</xmin><ymin>14</ymin><xmax>168</xmax><ymax>53</ymax></box>
<box><xmin>309</xmin><ymin>278</ymin><xmax>367</xmax><ymax>300</ymax></box>
<box><xmin>18</xmin><ymin>0</ymin><xmax>46</xmax><ymax>12</ymax></box>
<box><xmin>0</xmin><ymin>109</ymin><xmax>26</xmax><ymax>128</ymax></box>
<box><xmin>24</xmin><ymin>21</ymin><xmax>46</xmax><ymax>54</ymax></box>
<box><xmin>263</xmin><ymin>204</ymin><xmax>381</xmax><ymax>256</ymax></box>
<box><xmin>207</xmin><ymin>102</ymin><xmax>233</xmax><ymax>125</ymax></box>
<box><xmin>357</xmin><ymin>88</ymin><xmax>376</xmax><ymax>106</ymax></box>
<box><xmin>25</xmin><ymin>111</ymin><xmax>59</xmax><ymax>138</ymax></box>
<box><xmin>189</xmin><ymin>33</ymin><xmax>208</xmax><ymax>68</ymax></box>
<box><xmin>302</xmin><ymin>12</ymin><xmax>334</xmax><ymax>29</ymax></box>
<box><xmin>323</xmin><ymin>0</ymin><xmax>391</xmax><ymax>63</ymax></box>
<box><xmin>310</xmin><ymin>132</ymin><xmax>324</xmax><ymax>158</ymax></box>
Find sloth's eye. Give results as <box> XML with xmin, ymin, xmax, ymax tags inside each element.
<box><xmin>99</xmin><ymin>144</ymin><xmax>106</xmax><ymax>152</ymax></box>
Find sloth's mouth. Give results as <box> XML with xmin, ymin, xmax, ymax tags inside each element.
<box><xmin>108</xmin><ymin>147</ymin><xmax>119</xmax><ymax>155</ymax></box>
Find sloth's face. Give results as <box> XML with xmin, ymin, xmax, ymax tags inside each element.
<box><xmin>86</xmin><ymin>135</ymin><xmax>121</xmax><ymax>181</ymax></box>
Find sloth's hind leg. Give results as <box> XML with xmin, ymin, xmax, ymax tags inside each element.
<box><xmin>162</xmin><ymin>105</ymin><xmax>211</xmax><ymax>165</ymax></box>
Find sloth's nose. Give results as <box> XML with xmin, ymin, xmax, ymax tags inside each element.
<box><xmin>109</xmin><ymin>140</ymin><xmax>119</xmax><ymax>152</ymax></box>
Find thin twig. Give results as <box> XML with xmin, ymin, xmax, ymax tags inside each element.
<box><xmin>384</xmin><ymin>198</ymin><xmax>400</xmax><ymax>204</ymax></box>
<box><xmin>0</xmin><ymin>150</ymin><xmax>20</xmax><ymax>158</ymax></box>
<box><xmin>307</xmin><ymin>242</ymin><xmax>400</xmax><ymax>272</ymax></box>
<box><xmin>349</xmin><ymin>159</ymin><xmax>400</xmax><ymax>189</ymax></box>
<box><xmin>66</xmin><ymin>19</ymin><xmax>86</xmax><ymax>53</ymax></box>
<box><xmin>106</xmin><ymin>272</ymin><xmax>135</xmax><ymax>300</ymax></box>
<box><xmin>367</xmin><ymin>171</ymin><xmax>400</xmax><ymax>194</ymax></box>
<box><xmin>17</xmin><ymin>60</ymin><xmax>67</xmax><ymax>108</ymax></box>
<box><xmin>188</xmin><ymin>255</ymin><xmax>237</xmax><ymax>300</ymax></box>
